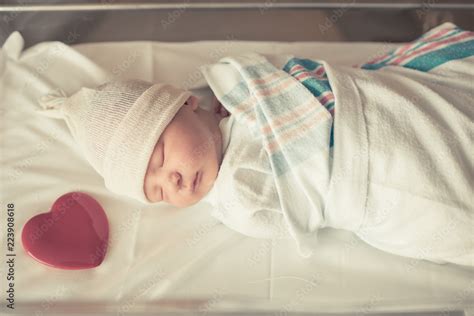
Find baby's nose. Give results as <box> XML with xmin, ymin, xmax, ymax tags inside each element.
<box><xmin>169</xmin><ymin>171</ymin><xmax>182</xmax><ymax>188</ymax></box>
<box><xmin>169</xmin><ymin>171</ymin><xmax>193</xmax><ymax>192</ymax></box>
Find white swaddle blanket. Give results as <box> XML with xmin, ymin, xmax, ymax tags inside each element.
<box><xmin>326</xmin><ymin>59</ymin><xmax>474</xmax><ymax>266</ymax></box>
<box><xmin>201</xmin><ymin>23</ymin><xmax>474</xmax><ymax>266</ymax></box>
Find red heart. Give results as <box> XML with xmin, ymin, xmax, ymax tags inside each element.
<box><xmin>21</xmin><ymin>192</ymin><xmax>109</xmax><ymax>270</ymax></box>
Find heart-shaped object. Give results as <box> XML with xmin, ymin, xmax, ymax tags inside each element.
<box><xmin>22</xmin><ymin>192</ymin><xmax>109</xmax><ymax>270</ymax></box>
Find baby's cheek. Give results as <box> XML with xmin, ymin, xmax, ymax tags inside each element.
<box><xmin>143</xmin><ymin>173</ymin><xmax>153</xmax><ymax>201</ymax></box>
<box><xmin>191</xmin><ymin>141</ymin><xmax>209</xmax><ymax>163</ymax></box>
<box><xmin>185</xmin><ymin>134</ymin><xmax>211</xmax><ymax>163</ymax></box>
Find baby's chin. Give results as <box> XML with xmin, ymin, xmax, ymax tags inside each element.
<box><xmin>172</xmin><ymin>189</ymin><xmax>209</xmax><ymax>208</ymax></box>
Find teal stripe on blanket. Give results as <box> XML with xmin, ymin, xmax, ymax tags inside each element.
<box><xmin>361</xmin><ymin>39</ymin><xmax>474</xmax><ymax>71</ymax></box>
<box><xmin>368</xmin><ymin>28</ymin><xmax>464</xmax><ymax>69</ymax></box>
<box><xmin>221</xmin><ymin>81</ymin><xmax>250</xmax><ymax>105</ymax></box>
<box><xmin>254</xmin><ymin>96</ymin><xmax>332</xmax><ymax>176</ymax></box>
<box><xmin>403</xmin><ymin>40</ymin><xmax>474</xmax><ymax>72</ymax></box>
<box><xmin>268</xmin><ymin>118</ymin><xmax>332</xmax><ymax>176</ymax></box>
<box><xmin>298</xmin><ymin>78</ymin><xmax>332</xmax><ymax>98</ymax></box>
<box><xmin>283</xmin><ymin>57</ymin><xmax>326</xmax><ymax>75</ymax></box>
<box><xmin>283</xmin><ymin>58</ymin><xmax>335</xmax><ymax>147</ymax></box>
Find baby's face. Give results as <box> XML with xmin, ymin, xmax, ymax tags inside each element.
<box><xmin>143</xmin><ymin>96</ymin><xmax>224</xmax><ymax>208</ymax></box>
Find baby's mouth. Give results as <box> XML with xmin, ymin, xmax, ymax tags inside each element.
<box><xmin>192</xmin><ymin>171</ymin><xmax>202</xmax><ymax>193</ymax></box>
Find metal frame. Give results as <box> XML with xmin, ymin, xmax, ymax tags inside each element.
<box><xmin>0</xmin><ymin>1</ymin><xmax>473</xmax><ymax>12</ymax></box>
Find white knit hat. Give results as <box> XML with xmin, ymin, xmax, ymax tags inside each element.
<box><xmin>36</xmin><ymin>79</ymin><xmax>192</xmax><ymax>204</ymax></box>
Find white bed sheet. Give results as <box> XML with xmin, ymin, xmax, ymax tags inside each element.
<box><xmin>1</xmin><ymin>32</ymin><xmax>473</xmax><ymax>315</ymax></box>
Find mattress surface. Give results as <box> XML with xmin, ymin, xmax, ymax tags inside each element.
<box><xmin>1</xmin><ymin>33</ymin><xmax>473</xmax><ymax>314</ymax></box>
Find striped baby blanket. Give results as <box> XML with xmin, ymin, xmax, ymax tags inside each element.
<box><xmin>202</xmin><ymin>53</ymin><xmax>333</xmax><ymax>256</ymax></box>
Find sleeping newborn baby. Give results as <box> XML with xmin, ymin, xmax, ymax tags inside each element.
<box><xmin>141</xmin><ymin>91</ymin><xmax>229</xmax><ymax>208</ymax></box>
<box><xmin>37</xmin><ymin>22</ymin><xmax>473</xmax><ymax>267</ymax></box>
<box><xmin>37</xmin><ymin>80</ymin><xmax>231</xmax><ymax>209</ymax></box>
<box><xmin>38</xmin><ymin>78</ymin><xmax>284</xmax><ymax>239</ymax></box>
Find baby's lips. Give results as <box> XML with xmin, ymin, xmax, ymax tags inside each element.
<box><xmin>212</xmin><ymin>97</ymin><xmax>229</xmax><ymax>117</ymax></box>
<box><xmin>219</xmin><ymin>105</ymin><xmax>227</xmax><ymax>116</ymax></box>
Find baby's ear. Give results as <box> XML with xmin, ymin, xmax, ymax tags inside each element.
<box><xmin>185</xmin><ymin>95</ymin><xmax>199</xmax><ymax>111</ymax></box>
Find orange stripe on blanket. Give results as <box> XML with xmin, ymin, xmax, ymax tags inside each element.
<box><xmin>266</xmin><ymin>107</ymin><xmax>331</xmax><ymax>154</ymax></box>
<box><xmin>233</xmin><ymin>95</ymin><xmax>257</xmax><ymax>122</ymax></box>
<box><xmin>319</xmin><ymin>93</ymin><xmax>334</xmax><ymax>105</ymax></box>
<box><xmin>314</xmin><ymin>65</ymin><xmax>326</xmax><ymax>76</ymax></box>
<box><xmin>294</xmin><ymin>72</ymin><xmax>312</xmax><ymax>81</ymax></box>
<box><xmin>253</xmin><ymin>77</ymin><xmax>298</xmax><ymax>97</ymax></box>
<box><xmin>289</xmin><ymin>64</ymin><xmax>305</xmax><ymax>74</ymax></box>
<box><xmin>249</xmin><ymin>71</ymin><xmax>286</xmax><ymax>86</ymax></box>
<box><xmin>260</xmin><ymin>97</ymin><xmax>320</xmax><ymax>135</ymax></box>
